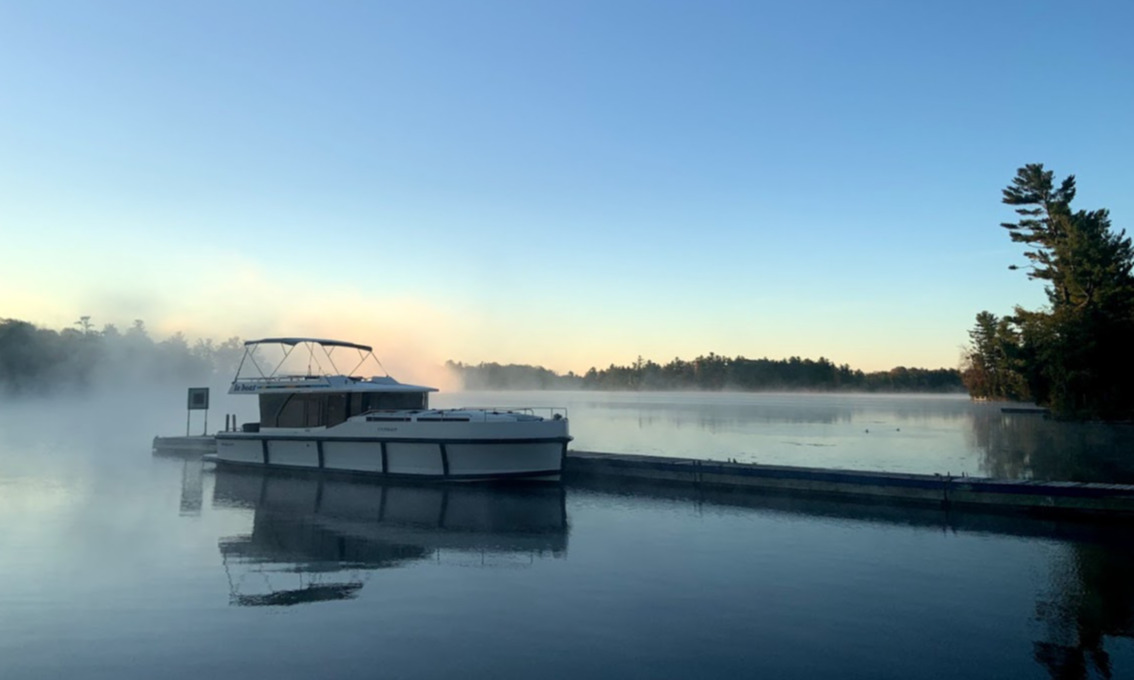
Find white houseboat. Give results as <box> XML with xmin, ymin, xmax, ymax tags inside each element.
<box><xmin>213</xmin><ymin>338</ymin><xmax>570</xmax><ymax>481</ymax></box>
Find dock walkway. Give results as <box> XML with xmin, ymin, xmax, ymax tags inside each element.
<box><xmin>566</xmin><ymin>450</ymin><xmax>1134</xmax><ymax>517</ymax></box>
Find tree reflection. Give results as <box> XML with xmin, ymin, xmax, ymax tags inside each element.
<box><xmin>1033</xmin><ymin>541</ymin><xmax>1134</xmax><ymax>679</ymax></box>
<box><xmin>571</xmin><ymin>471</ymin><xmax>1134</xmax><ymax>679</ymax></box>
<box><xmin>967</xmin><ymin>407</ymin><xmax>1134</xmax><ymax>483</ymax></box>
<box><xmin>968</xmin><ymin>408</ymin><xmax>1134</xmax><ymax>677</ymax></box>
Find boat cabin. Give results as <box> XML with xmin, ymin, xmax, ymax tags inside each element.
<box><xmin>257</xmin><ymin>386</ymin><xmax>430</xmax><ymax>429</ymax></box>
<box><xmin>229</xmin><ymin>338</ymin><xmax>438</xmax><ymax>430</ymax></box>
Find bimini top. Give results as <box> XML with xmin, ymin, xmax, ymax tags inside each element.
<box><xmin>229</xmin><ymin>337</ymin><xmax>437</xmax><ymax>395</ymax></box>
<box><xmin>244</xmin><ymin>337</ymin><xmax>373</xmax><ymax>352</ymax></box>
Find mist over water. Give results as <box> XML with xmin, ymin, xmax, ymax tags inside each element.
<box><xmin>0</xmin><ymin>320</ymin><xmax>464</xmax><ymax>417</ymax></box>
<box><xmin>2</xmin><ymin>394</ymin><xmax>1133</xmax><ymax>680</ymax></box>
<box><xmin>2</xmin><ymin>386</ymin><xmax>1134</xmax><ymax>678</ymax></box>
<box><xmin>5</xmin><ymin>379</ymin><xmax>1132</xmax><ymax>484</ymax></box>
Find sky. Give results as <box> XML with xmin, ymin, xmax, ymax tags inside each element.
<box><xmin>1</xmin><ymin>0</ymin><xmax>1132</xmax><ymax>377</ymax></box>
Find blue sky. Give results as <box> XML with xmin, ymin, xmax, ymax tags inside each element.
<box><xmin>1</xmin><ymin>0</ymin><xmax>1132</xmax><ymax>378</ymax></box>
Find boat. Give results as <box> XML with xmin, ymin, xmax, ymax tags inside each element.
<box><xmin>212</xmin><ymin>337</ymin><xmax>570</xmax><ymax>481</ymax></box>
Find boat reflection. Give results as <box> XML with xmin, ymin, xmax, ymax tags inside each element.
<box><xmin>213</xmin><ymin>469</ymin><xmax>568</xmax><ymax>606</ymax></box>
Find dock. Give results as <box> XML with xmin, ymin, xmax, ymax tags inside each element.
<box><xmin>1000</xmin><ymin>407</ymin><xmax>1051</xmax><ymax>415</ymax></box>
<box><xmin>152</xmin><ymin>435</ymin><xmax>217</xmax><ymax>455</ymax></box>
<box><xmin>565</xmin><ymin>451</ymin><xmax>1134</xmax><ymax>517</ymax></box>
<box><xmin>155</xmin><ymin>437</ymin><xmax>1134</xmax><ymax>517</ymax></box>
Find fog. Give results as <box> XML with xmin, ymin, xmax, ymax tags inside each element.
<box><xmin>0</xmin><ymin>318</ymin><xmax>464</xmax><ymax>442</ymax></box>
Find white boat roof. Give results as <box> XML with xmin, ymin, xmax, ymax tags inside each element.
<box><xmin>229</xmin><ymin>337</ymin><xmax>437</xmax><ymax>394</ymax></box>
<box><xmin>231</xmin><ymin>375</ymin><xmax>437</xmax><ymax>395</ymax></box>
<box><xmin>244</xmin><ymin>337</ymin><xmax>373</xmax><ymax>352</ymax></box>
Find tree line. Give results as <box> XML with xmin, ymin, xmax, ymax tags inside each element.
<box><xmin>0</xmin><ymin>317</ymin><xmax>243</xmax><ymax>395</ymax></box>
<box><xmin>448</xmin><ymin>355</ymin><xmax>963</xmax><ymax>392</ymax></box>
<box><xmin>962</xmin><ymin>164</ymin><xmax>1134</xmax><ymax>419</ymax></box>
<box><xmin>3</xmin><ymin>316</ymin><xmax>963</xmax><ymax>396</ymax></box>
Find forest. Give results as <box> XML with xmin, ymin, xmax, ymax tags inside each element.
<box><xmin>448</xmin><ymin>355</ymin><xmax>963</xmax><ymax>392</ymax></box>
<box><xmin>0</xmin><ymin>317</ymin><xmax>243</xmax><ymax>394</ymax></box>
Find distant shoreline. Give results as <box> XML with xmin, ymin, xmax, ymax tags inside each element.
<box><xmin>446</xmin><ymin>358</ymin><xmax>964</xmax><ymax>394</ymax></box>
<box><xmin>453</xmin><ymin>386</ymin><xmax>969</xmax><ymax>395</ymax></box>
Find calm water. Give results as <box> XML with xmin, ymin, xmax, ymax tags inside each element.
<box><xmin>437</xmin><ymin>391</ymin><xmax>1134</xmax><ymax>482</ymax></box>
<box><xmin>2</xmin><ymin>391</ymin><xmax>1133</xmax><ymax>679</ymax></box>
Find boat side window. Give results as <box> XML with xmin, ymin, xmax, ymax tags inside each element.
<box><xmin>275</xmin><ymin>395</ymin><xmax>307</xmax><ymax>428</ymax></box>
<box><xmin>259</xmin><ymin>394</ymin><xmax>290</xmax><ymax>428</ymax></box>
<box><xmin>325</xmin><ymin>393</ymin><xmax>348</xmax><ymax>427</ymax></box>
<box><xmin>368</xmin><ymin>392</ymin><xmax>427</xmax><ymax>410</ymax></box>
<box><xmin>302</xmin><ymin>395</ymin><xmax>326</xmax><ymax>428</ymax></box>
<box><xmin>348</xmin><ymin>393</ymin><xmax>366</xmax><ymax>418</ymax></box>
<box><xmin>266</xmin><ymin>394</ymin><xmax>328</xmax><ymax>428</ymax></box>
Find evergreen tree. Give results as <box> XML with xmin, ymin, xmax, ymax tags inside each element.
<box><xmin>973</xmin><ymin>164</ymin><xmax>1134</xmax><ymax>418</ymax></box>
<box><xmin>962</xmin><ymin>311</ymin><xmax>1030</xmax><ymax>401</ymax></box>
<box><xmin>1002</xmin><ymin>164</ymin><xmax>1134</xmax><ymax>311</ymax></box>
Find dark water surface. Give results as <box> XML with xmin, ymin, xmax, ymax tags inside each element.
<box><xmin>2</xmin><ymin>393</ymin><xmax>1133</xmax><ymax>679</ymax></box>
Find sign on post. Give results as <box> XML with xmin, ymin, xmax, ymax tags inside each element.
<box><xmin>188</xmin><ymin>387</ymin><xmax>210</xmax><ymax>410</ymax></box>
<box><xmin>186</xmin><ymin>387</ymin><xmax>210</xmax><ymax>435</ymax></box>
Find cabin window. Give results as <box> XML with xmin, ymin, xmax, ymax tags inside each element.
<box><xmin>259</xmin><ymin>394</ymin><xmax>290</xmax><ymax>427</ymax></box>
<box><xmin>368</xmin><ymin>392</ymin><xmax>427</xmax><ymax>410</ymax></box>
<box><xmin>325</xmin><ymin>393</ymin><xmax>348</xmax><ymax>427</ymax></box>
<box><xmin>277</xmin><ymin>395</ymin><xmax>322</xmax><ymax>428</ymax></box>
<box><xmin>260</xmin><ymin>394</ymin><xmax>327</xmax><ymax>428</ymax></box>
<box><xmin>348</xmin><ymin>393</ymin><xmax>366</xmax><ymax>418</ymax></box>
<box><xmin>258</xmin><ymin>390</ymin><xmax>428</xmax><ymax>427</ymax></box>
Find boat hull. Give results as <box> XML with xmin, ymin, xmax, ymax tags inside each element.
<box><xmin>214</xmin><ymin>432</ymin><xmax>568</xmax><ymax>482</ymax></box>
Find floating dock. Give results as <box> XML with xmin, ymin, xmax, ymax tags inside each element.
<box><xmin>1000</xmin><ymin>406</ymin><xmax>1051</xmax><ymax>415</ymax></box>
<box><xmin>152</xmin><ymin>435</ymin><xmax>217</xmax><ymax>455</ymax></box>
<box><xmin>157</xmin><ymin>436</ymin><xmax>1134</xmax><ymax>517</ymax></box>
<box><xmin>565</xmin><ymin>451</ymin><xmax>1134</xmax><ymax>518</ymax></box>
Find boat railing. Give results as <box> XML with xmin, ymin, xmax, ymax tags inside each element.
<box><xmin>355</xmin><ymin>407</ymin><xmax>568</xmax><ymax>422</ymax></box>
<box><xmin>455</xmin><ymin>407</ymin><xmax>569</xmax><ymax>421</ymax></box>
<box><xmin>232</xmin><ymin>375</ymin><xmax>331</xmax><ymax>386</ymax></box>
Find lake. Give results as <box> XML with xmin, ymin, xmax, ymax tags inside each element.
<box><xmin>1</xmin><ymin>390</ymin><xmax>1132</xmax><ymax>679</ymax></box>
<box><xmin>437</xmin><ymin>391</ymin><xmax>1134</xmax><ymax>482</ymax></box>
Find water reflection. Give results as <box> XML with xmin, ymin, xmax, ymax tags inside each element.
<box><xmin>568</xmin><ymin>392</ymin><xmax>975</xmax><ymax>429</ymax></box>
<box><xmin>153</xmin><ymin>445</ymin><xmax>207</xmax><ymax>516</ymax></box>
<box><xmin>1034</xmin><ymin>542</ymin><xmax>1134</xmax><ymax>679</ymax></box>
<box><xmin>211</xmin><ymin>469</ymin><xmax>568</xmax><ymax>606</ymax></box>
<box><xmin>540</xmin><ymin>392</ymin><xmax>986</xmax><ymax>471</ymax></box>
<box><xmin>968</xmin><ymin>409</ymin><xmax>1134</xmax><ymax>483</ymax></box>
<box><xmin>573</xmin><ymin>474</ymin><xmax>1134</xmax><ymax>680</ymax></box>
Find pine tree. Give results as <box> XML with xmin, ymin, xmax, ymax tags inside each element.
<box><xmin>992</xmin><ymin>164</ymin><xmax>1134</xmax><ymax>418</ymax></box>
